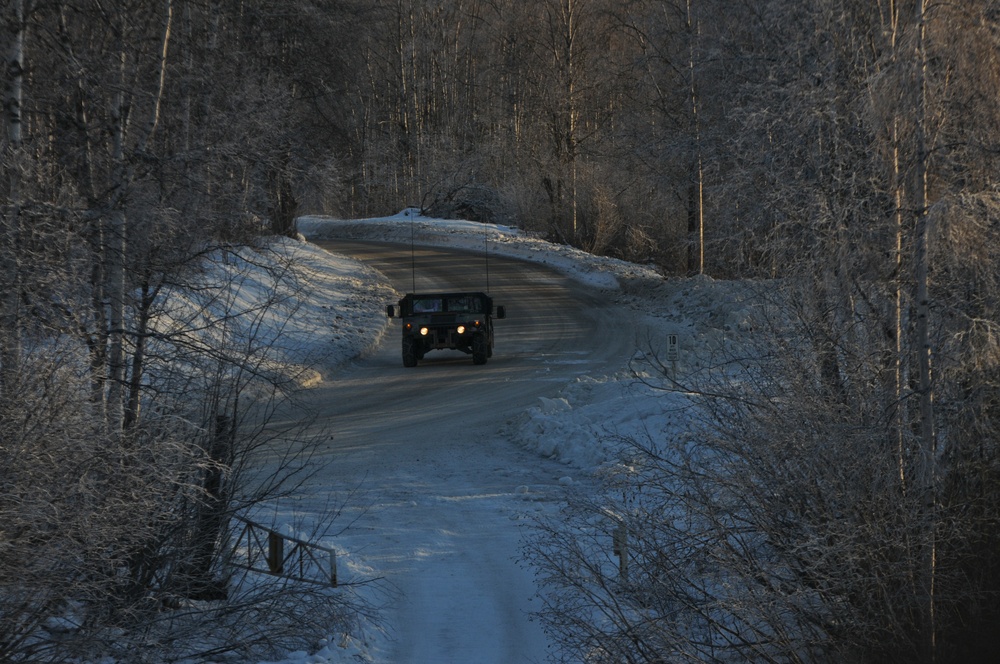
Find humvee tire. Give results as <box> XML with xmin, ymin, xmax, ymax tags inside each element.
<box><xmin>472</xmin><ymin>332</ymin><xmax>488</xmax><ymax>365</ymax></box>
<box><xmin>402</xmin><ymin>336</ymin><xmax>419</xmax><ymax>368</ymax></box>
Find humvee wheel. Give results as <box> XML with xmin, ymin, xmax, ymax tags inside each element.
<box><xmin>402</xmin><ymin>336</ymin><xmax>419</xmax><ymax>367</ymax></box>
<box><xmin>472</xmin><ymin>333</ymin><xmax>488</xmax><ymax>365</ymax></box>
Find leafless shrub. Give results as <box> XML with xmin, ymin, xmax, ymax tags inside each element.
<box><xmin>0</xmin><ymin>238</ymin><xmax>383</xmax><ymax>662</ymax></box>
<box><xmin>528</xmin><ymin>253</ymin><xmax>1000</xmax><ymax>662</ymax></box>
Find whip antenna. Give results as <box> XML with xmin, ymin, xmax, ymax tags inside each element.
<box><xmin>484</xmin><ymin>221</ymin><xmax>490</xmax><ymax>293</ymax></box>
<box><xmin>410</xmin><ymin>213</ymin><xmax>416</xmax><ymax>292</ymax></box>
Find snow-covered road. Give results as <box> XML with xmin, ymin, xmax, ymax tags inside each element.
<box><xmin>246</xmin><ymin>212</ymin><xmax>751</xmax><ymax>663</ymax></box>
<box><xmin>298</xmin><ymin>241</ymin><xmax>639</xmax><ymax>662</ymax></box>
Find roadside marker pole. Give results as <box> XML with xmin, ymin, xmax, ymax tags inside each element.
<box><xmin>666</xmin><ymin>334</ymin><xmax>679</xmax><ymax>379</ymax></box>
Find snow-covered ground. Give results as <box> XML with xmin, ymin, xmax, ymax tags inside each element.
<box><xmin>245</xmin><ymin>210</ymin><xmax>755</xmax><ymax>663</ymax></box>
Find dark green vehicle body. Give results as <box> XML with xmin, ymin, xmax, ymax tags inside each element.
<box><xmin>386</xmin><ymin>292</ymin><xmax>506</xmax><ymax>367</ymax></box>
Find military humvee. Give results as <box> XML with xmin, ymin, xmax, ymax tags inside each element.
<box><xmin>386</xmin><ymin>292</ymin><xmax>506</xmax><ymax>367</ymax></box>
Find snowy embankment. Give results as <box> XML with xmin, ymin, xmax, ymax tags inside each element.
<box><xmin>171</xmin><ymin>239</ymin><xmax>400</xmax><ymax>394</ymax></box>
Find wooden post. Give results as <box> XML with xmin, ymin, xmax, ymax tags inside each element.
<box><xmin>613</xmin><ymin>523</ymin><xmax>628</xmax><ymax>581</ymax></box>
<box><xmin>267</xmin><ymin>531</ymin><xmax>284</xmax><ymax>574</ymax></box>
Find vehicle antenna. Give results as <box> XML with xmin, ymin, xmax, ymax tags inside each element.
<box><xmin>484</xmin><ymin>220</ymin><xmax>490</xmax><ymax>293</ymax></box>
<box><xmin>410</xmin><ymin>213</ymin><xmax>416</xmax><ymax>292</ymax></box>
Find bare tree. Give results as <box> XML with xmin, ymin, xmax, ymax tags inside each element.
<box><xmin>0</xmin><ymin>0</ymin><xmax>24</xmax><ymax>397</ymax></box>
<box><xmin>0</xmin><ymin>1</ymin><xmax>383</xmax><ymax>659</ymax></box>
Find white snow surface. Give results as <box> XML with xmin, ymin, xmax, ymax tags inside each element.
<box><xmin>227</xmin><ymin>210</ymin><xmax>756</xmax><ymax>663</ymax></box>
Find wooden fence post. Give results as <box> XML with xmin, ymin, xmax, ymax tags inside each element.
<box><xmin>267</xmin><ymin>531</ymin><xmax>284</xmax><ymax>574</ymax></box>
<box><xmin>614</xmin><ymin>523</ymin><xmax>628</xmax><ymax>581</ymax></box>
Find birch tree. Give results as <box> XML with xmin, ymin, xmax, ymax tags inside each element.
<box><xmin>1</xmin><ymin>0</ymin><xmax>24</xmax><ymax>398</ymax></box>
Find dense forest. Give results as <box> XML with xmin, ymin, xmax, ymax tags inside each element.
<box><xmin>3</xmin><ymin>0</ymin><xmax>1000</xmax><ymax>662</ymax></box>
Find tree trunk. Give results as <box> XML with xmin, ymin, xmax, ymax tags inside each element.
<box><xmin>184</xmin><ymin>413</ymin><xmax>234</xmax><ymax>600</ymax></box>
<box><xmin>106</xmin><ymin>50</ymin><xmax>128</xmax><ymax>431</ymax></box>
<box><xmin>687</xmin><ymin>0</ymin><xmax>704</xmax><ymax>276</ymax></box>
<box><xmin>1</xmin><ymin>0</ymin><xmax>24</xmax><ymax>399</ymax></box>
<box><xmin>270</xmin><ymin>153</ymin><xmax>299</xmax><ymax>237</ymax></box>
<box><xmin>124</xmin><ymin>282</ymin><xmax>157</xmax><ymax>431</ymax></box>
<box><xmin>108</xmin><ymin>0</ymin><xmax>174</xmax><ymax>433</ymax></box>
<box><xmin>913</xmin><ymin>0</ymin><xmax>938</xmax><ymax>657</ymax></box>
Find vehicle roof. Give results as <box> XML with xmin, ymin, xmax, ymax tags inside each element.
<box><xmin>402</xmin><ymin>291</ymin><xmax>491</xmax><ymax>299</ymax></box>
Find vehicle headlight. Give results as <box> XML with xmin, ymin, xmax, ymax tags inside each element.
<box><xmin>456</xmin><ymin>325</ymin><xmax>466</xmax><ymax>334</ymax></box>
<box><xmin>419</xmin><ymin>326</ymin><xmax>430</xmax><ymax>336</ymax></box>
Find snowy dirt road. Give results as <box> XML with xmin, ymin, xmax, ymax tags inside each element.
<box><xmin>298</xmin><ymin>240</ymin><xmax>638</xmax><ymax>663</ymax></box>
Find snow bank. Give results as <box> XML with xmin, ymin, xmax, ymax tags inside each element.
<box><xmin>297</xmin><ymin>211</ymin><xmax>641</xmax><ymax>291</ymax></box>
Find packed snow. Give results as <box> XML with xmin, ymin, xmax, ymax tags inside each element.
<box><xmin>228</xmin><ymin>210</ymin><xmax>756</xmax><ymax>663</ymax></box>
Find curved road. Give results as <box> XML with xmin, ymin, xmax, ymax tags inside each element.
<box><xmin>302</xmin><ymin>240</ymin><xmax>634</xmax><ymax>663</ymax></box>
